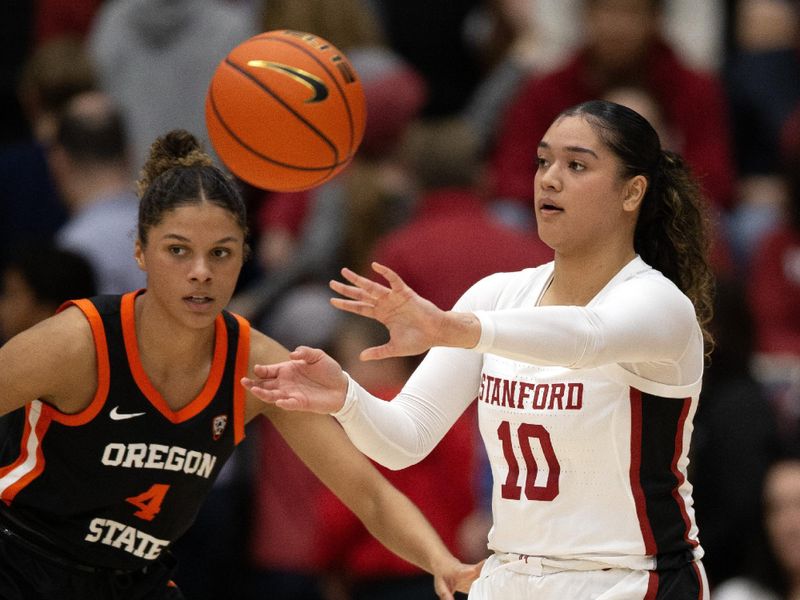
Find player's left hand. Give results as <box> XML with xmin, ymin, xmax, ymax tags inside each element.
<box><xmin>330</xmin><ymin>262</ymin><xmax>447</xmax><ymax>361</ymax></box>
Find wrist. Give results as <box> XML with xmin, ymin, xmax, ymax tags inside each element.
<box><xmin>428</xmin><ymin>549</ymin><xmax>460</xmax><ymax>577</ymax></box>
<box><xmin>440</xmin><ymin>311</ymin><xmax>481</xmax><ymax>349</ymax></box>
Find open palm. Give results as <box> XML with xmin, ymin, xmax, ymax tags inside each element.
<box><xmin>243</xmin><ymin>346</ymin><xmax>348</xmax><ymax>413</ymax></box>
<box><xmin>330</xmin><ymin>262</ymin><xmax>447</xmax><ymax>360</ymax></box>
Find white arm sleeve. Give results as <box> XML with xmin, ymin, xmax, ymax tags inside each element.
<box><xmin>333</xmin><ymin>345</ymin><xmax>482</xmax><ymax>469</ymax></box>
<box><xmin>472</xmin><ymin>276</ymin><xmax>703</xmax><ymax>384</ymax></box>
<box><xmin>331</xmin><ymin>284</ymin><xmax>490</xmax><ymax>469</ymax></box>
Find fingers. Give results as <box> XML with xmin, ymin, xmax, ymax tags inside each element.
<box><xmin>370</xmin><ymin>261</ymin><xmax>406</xmax><ymax>291</ymax></box>
<box><xmin>433</xmin><ymin>579</ymin><xmax>454</xmax><ymax>600</ymax></box>
<box><xmin>330</xmin><ymin>296</ymin><xmax>376</xmax><ymax>318</ymax></box>
<box><xmin>241</xmin><ymin>378</ymin><xmax>283</xmax><ymax>402</ymax></box>
<box><xmin>340</xmin><ymin>266</ymin><xmax>390</xmax><ymax>296</ymax></box>
<box><xmin>329</xmin><ymin>278</ymin><xmax>373</xmax><ymax>303</ymax></box>
<box><xmin>359</xmin><ymin>344</ymin><xmax>395</xmax><ymax>362</ymax></box>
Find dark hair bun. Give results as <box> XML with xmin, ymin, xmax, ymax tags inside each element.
<box><xmin>137</xmin><ymin>129</ymin><xmax>213</xmax><ymax>197</ymax></box>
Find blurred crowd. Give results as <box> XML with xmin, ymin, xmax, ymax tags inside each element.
<box><xmin>2</xmin><ymin>0</ymin><xmax>800</xmax><ymax>599</ymax></box>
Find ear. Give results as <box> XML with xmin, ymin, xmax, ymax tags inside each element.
<box><xmin>134</xmin><ymin>240</ymin><xmax>145</xmax><ymax>271</ymax></box>
<box><xmin>622</xmin><ymin>175</ymin><xmax>647</xmax><ymax>213</ymax></box>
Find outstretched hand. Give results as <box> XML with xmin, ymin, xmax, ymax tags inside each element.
<box><xmin>242</xmin><ymin>346</ymin><xmax>348</xmax><ymax>413</ymax></box>
<box><xmin>330</xmin><ymin>262</ymin><xmax>450</xmax><ymax>361</ymax></box>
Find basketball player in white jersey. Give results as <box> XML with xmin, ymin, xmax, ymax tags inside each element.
<box><xmin>244</xmin><ymin>100</ymin><xmax>714</xmax><ymax>599</ymax></box>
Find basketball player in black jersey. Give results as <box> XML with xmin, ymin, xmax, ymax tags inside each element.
<box><xmin>0</xmin><ymin>130</ymin><xmax>480</xmax><ymax>599</ymax></box>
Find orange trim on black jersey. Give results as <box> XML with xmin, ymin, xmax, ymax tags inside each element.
<box><xmin>45</xmin><ymin>299</ymin><xmax>112</xmax><ymax>426</ymax></box>
<box><xmin>120</xmin><ymin>291</ymin><xmax>228</xmax><ymax>423</ymax></box>
<box><xmin>231</xmin><ymin>313</ymin><xmax>250</xmax><ymax>445</ymax></box>
<box><xmin>0</xmin><ymin>401</ymin><xmax>52</xmax><ymax>503</ymax></box>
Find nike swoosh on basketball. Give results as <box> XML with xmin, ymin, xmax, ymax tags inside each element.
<box><xmin>246</xmin><ymin>60</ymin><xmax>329</xmax><ymax>103</ymax></box>
<box><xmin>109</xmin><ymin>406</ymin><xmax>146</xmax><ymax>421</ymax></box>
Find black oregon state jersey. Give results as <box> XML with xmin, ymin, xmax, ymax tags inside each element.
<box><xmin>0</xmin><ymin>291</ymin><xmax>250</xmax><ymax>570</ymax></box>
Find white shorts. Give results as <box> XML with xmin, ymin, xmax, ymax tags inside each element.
<box><xmin>467</xmin><ymin>553</ymin><xmax>709</xmax><ymax>600</ymax></box>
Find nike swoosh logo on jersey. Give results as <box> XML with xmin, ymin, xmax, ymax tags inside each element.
<box><xmin>109</xmin><ymin>406</ymin><xmax>146</xmax><ymax>421</ymax></box>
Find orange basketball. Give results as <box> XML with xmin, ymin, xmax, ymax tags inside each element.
<box><xmin>205</xmin><ymin>30</ymin><xmax>366</xmax><ymax>191</ymax></box>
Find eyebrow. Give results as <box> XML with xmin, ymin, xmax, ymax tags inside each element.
<box><xmin>538</xmin><ymin>141</ymin><xmax>599</xmax><ymax>159</ymax></box>
<box><xmin>162</xmin><ymin>233</ymin><xmax>240</xmax><ymax>244</ymax></box>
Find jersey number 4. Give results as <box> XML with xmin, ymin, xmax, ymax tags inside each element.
<box><xmin>498</xmin><ymin>421</ymin><xmax>560</xmax><ymax>501</ymax></box>
<box><xmin>126</xmin><ymin>484</ymin><xmax>171</xmax><ymax>521</ymax></box>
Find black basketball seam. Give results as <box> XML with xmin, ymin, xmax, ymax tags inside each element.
<box><xmin>222</xmin><ymin>58</ymin><xmax>342</xmax><ymax>167</ymax></box>
<box><xmin>208</xmin><ymin>86</ymin><xmax>348</xmax><ymax>186</ymax></box>
<box><xmin>251</xmin><ymin>32</ymin><xmax>358</xmax><ymax>160</ymax></box>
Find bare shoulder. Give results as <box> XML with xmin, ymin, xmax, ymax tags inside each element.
<box><xmin>248</xmin><ymin>328</ymin><xmax>290</xmax><ymax>366</ymax></box>
<box><xmin>0</xmin><ymin>306</ymin><xmax>97</xmax><ymax>414</ymax></box>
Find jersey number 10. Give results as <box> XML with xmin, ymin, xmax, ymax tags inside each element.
<box><xmin>497</xmin><ymin>421</ymin><xmax>560</xmax><ymax>501</ymax></box>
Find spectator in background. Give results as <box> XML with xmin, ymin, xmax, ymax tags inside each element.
<box><xmin>713</xmin><ymin>446</ymin><xmax>800</xmax><ymax>600</ymax></box>
<box><xmin>0</xmin><ymin>35</ymin><xmax>95</xmax><ymax>270</ymax></box>
<box><xmin>49</xmin><ymin>91</ymin><xmax>146</xmax><ymax>294</ymax></box>
<box><xmin>33</xmin><ymin>0</ymin><xmax>103</xmax><ymax>47</ymax></box>
<box><xmin>0</xmin><ymin>240</ymin><xmax>96</xmax><ymax>456</ymax></box>
<box><xmin>371</xmin><ymin>0</ymin><xmax>484</xmax><ymax>118</ymax></box>
<box><xmin>748</xmin><ymin>114</ymin><xmax>800</xmax><ymax>358</ymax></box>
<box><xmin>690</xmin><ymin>278</ymin><xmax>779</xmax><ymax>587</ymax></box>
<box><xmin>722</xmin><ymin>0</ymin><xmax>800</xmax><ymax>268</ymax></box>
<box><xmin>371</xmin><ymin>117</ymin><xmax>553</xmax><ymax>312</ymax></box>
<box><xmin>87</xmin><ymin>0</ymin><xmax>257</xmax><ymax>176</ymax></box>
<box><xmin>0</xmin><ymin>242</ymin><xmax>96</xmax><ymax>344</ymax></box>
<box><xmin>746</xmin><ymin>106</ymin><xmax>800</xmax><ymax>444</ymax></box>
<box><xmin>0</xmin><ymin>2</ymin><xmax>34</xmax><ymax>144</ymax></box>
<box><xmin>489</xmin><ymin>0</ymin><xmax>735</xmax><ymax>230</ymax></box>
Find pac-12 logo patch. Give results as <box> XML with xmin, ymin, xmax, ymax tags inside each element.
<box><xmin>212</xmin><ymin>415</ymin><xmax>228</xmax><ymax>441</ymax></box>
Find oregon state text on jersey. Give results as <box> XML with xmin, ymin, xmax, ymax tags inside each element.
<box><xmin>0</xmin><ymin>291</ymin><xmax>249</xmax><ymax>571</ymax></box>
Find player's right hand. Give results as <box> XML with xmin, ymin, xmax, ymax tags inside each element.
<box><xmin>242</xmin><ymin>346</ymin><xmax>348</xmax><ymax>414</ymax></box>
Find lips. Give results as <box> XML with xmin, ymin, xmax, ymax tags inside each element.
<box><xmin>538</xmin><ymin>200</ymin><xmax>564</xmax><ymax>213</ymax></box>
<box><xmin>183</xmin><ymin>295</ymin><xmax>214</xmax><ymax>305</ymax></box>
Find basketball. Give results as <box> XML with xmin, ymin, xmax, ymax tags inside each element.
<box><xmin>205</xmin><ymin>30</ymin><xmax>366</xmax><ymax>191</ymax></box>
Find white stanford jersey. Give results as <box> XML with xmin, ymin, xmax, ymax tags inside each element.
<box><xmin>335</xmin><ymin>257</ymin><xmax>705</xmax><ymax>570</ymax></box>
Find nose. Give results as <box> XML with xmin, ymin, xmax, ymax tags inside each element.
<box><xmin>188</xmin><ymin>256</ymin><xmax>212</xmax><ymax>282</ymax></box>
<box><xmin>536</xmin><ymin>162</ymin><xmax>561</xmax><ymax>192</ymax></box>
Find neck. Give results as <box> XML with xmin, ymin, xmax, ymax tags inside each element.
<box><xmin>134</xmin><ymin>293</ymin><xmax>216</xmax><ymax>370</ymax></box>
<box><xmin>545</xmin><ymin>245</ymin><xmax>636</xmax><ymax>306</ymax></box>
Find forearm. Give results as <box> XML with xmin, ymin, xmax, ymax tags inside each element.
<box><xmin>270</xmin><ymin>409</ymin><xmax>461</xmax><ymax>577</ymax></box>
<box><xmin>353</xmin><ymin>478</ymin><xmax>460</xmax><ymax>576</ymax></box>
<box><xmin>334</xmin><ymin>348</ymin><xmax>480</xmax><ymax>469</ymax></box>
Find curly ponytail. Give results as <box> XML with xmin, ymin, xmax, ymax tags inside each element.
<box><xmin>635</xmin><ymin>149</ymin><xmax>715</xmax><ymax>352</ymax></box>
<box><xmin>560</xmin><ymin>101</ymin><xmax>715</xmax><ymax>354</ymax></box>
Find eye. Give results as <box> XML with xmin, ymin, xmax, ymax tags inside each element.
<box><xmin>536</xmin><ymin>156</ymin><xmax>549</xmax><ymax>169</ymax></box>
<box><xmin>169</xmin><ymin>246</ymin><xmax>188</xmax><ymax>256</ymax></box>
<box><xmin>211</xmin><ymin>247</ymin><xmax>232</xmax><ymax>259</ymax></box>
<box><xmin>569</xmin><ymin>161</ymin><xmax>586</xmax><ymax>172</ymax></box>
